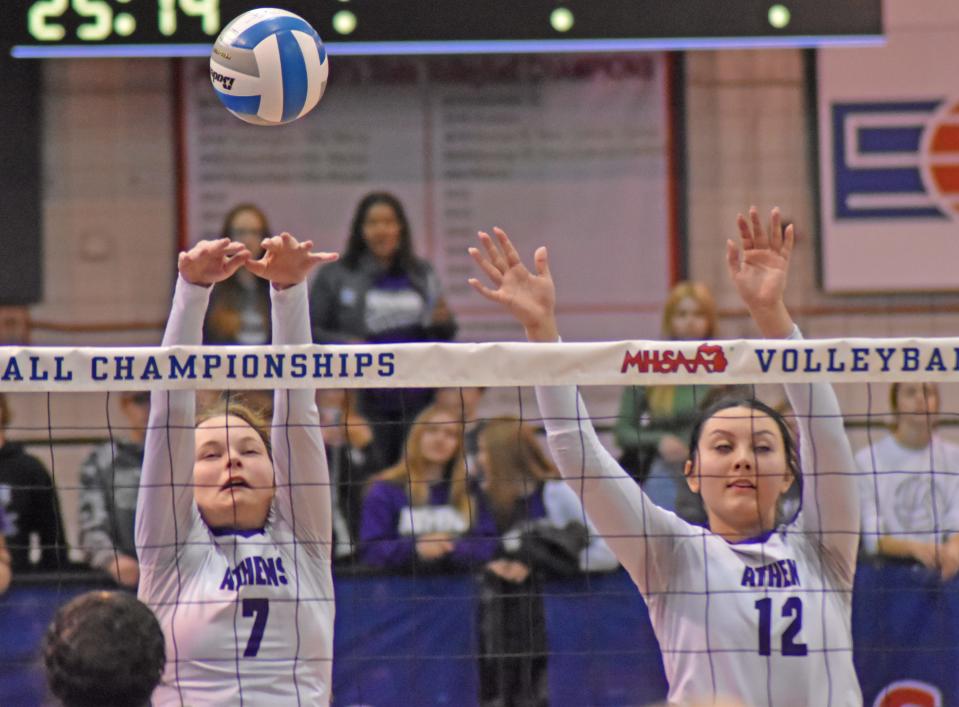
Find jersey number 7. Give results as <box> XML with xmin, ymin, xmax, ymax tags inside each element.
<box><xmin>755</xmin><ymin>596</ymin><xmax>807</xmax><ymax>656</ymax></box>
<box><xmin>242</xmin><ymin>598</ymin><xmax>270</xmax><ymax>657</ymax></box>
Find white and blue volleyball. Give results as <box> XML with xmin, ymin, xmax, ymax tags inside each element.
<box><xmin>210</xmin><ymin>8</ymin><xmax>329</xmax><ymax>126</ymax></box>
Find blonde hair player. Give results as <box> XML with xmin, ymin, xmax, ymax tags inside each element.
<box><xmin>136</xmin><ymin>234</ymin><xmax>338</xmax><ymax>705</ymax></box>
<box><xmin>467</xmin><ymin>208</ymin><xmax>862</xmax><ymax>706</ymax></box>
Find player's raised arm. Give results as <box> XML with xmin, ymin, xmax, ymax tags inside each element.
<box><xmin>137</xmin><ymin>239</ymin><xmax>251</xmax><ymax>566</ymax></box>
<box><xmin>246</xmin><ymin>233</ymin><xmax>339</xmax><ymax>548</ymax></box>
<box><xmin>468</xmin><ymin>229</ymin><xmax>689</xmax><ymax>595</ymax></box>
<box><xmin>727</xmin><ymin>207</ymin><xmax>859</xmax><ymax>577</ymax></box>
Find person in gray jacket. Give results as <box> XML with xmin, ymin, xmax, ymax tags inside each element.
<box><xmin>78</xmin><ymin>391</ymin><xmax>148</xmax><ymax>588</ymax></box>
<box><xmin>309</xmin><ymin>192</ymin><xmax>457</xmax><ymax>465</ymax></box>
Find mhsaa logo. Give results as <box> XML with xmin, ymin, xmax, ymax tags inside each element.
<box><xmin>832</xmin><ymin>99</ymin><xmax>959</xmax><ymax>220</ymax></box>
<box><xmin>873</xmin><ymin>680</ymin><xmax>941</xmax><ymax>707</ymax></box>
<box><xmin>621</xmin><ymin>343</ymin><xmax>727</xmax><ymax>375</ymax></box>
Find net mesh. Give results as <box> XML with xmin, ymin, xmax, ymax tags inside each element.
<box><xmin>1</xmin><ymin>339</ymin><xmax>958</xmax><ymax>706</ymax></box>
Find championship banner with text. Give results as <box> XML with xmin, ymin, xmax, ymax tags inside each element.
<box><xmin>817</xmin><ymin>4</ymin><xmax>959</xmax><ymax>292</ymax></box>
<box><xmin>5</xmin><ymin>338</ymin><xmax>959</xmax><ymax>391</ymax></box>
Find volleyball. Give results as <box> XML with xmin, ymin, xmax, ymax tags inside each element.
<box><xmin>209</xmin><ymin>8</ymin><xmax>329</xmax><ymax>126</ymax></box>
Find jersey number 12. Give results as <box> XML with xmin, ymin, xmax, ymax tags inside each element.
<box><xmin>755</xmin><ymin>596</ymin><xmax>807</xmax><ymax>656</ymax></box>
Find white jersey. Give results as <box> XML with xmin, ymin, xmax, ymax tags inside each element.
<box><xmin>855</xmin><ymin>433</ymin><xmax>959</xmax><ymax>553</ymax></box>
<box><xmin>136</xmin><ymin>277</ymin><xmax>333</xmax><ymax>706</ymax></box>
<box><xmin>536</xmin><ymin>329</ymin><xmax>862</xmax><ymax>707</ymax></box>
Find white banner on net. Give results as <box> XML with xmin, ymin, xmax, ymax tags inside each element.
<box><xmin>2</xmin><ymin>338</ymin><xmax>959</xmax><ymax>392</ymax></box>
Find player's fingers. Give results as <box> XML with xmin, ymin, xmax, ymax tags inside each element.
<box><xmin>468</xmin><ymin>246</ymin><xmax>504</xmax><ymax>286</ymax></box>
<box><xmin>467</xmin><ymin>277</ymin><xmax>506</xmax><ymax>303</ymax></box>
<box><xmin>492</xmin><ymin>227</ymin><xmax>521</xmax><ymax>267</ymax></box>
<box><xmin>736</xmin><ymin>213</ymin><xmax>753</xmax><ymax>250</ymax></box>
<box><xmin>750</xmin><ymin>206</ymin><xmax>768</xmax><ymax>249</ymax></box>
<box><xmin>533</xmin><ymin>246</ymin><xmax>550</xmax><ymax>278</ymax></box>
<box><xmin>260</xmin><ymin>235</ymin><xmax>282</xmax><ymax>252</ymax></box>
<box><xmin>725</xmin><ymin>239</ymin><xmax>741</xmax><ymax>277</ymax></box>
<box><xmin>207</xmin><ymin>238</ymin><xmax>233</xmax><ymax>255</ymax></box>
<box><xmin>478</xmin><ymin>231</ymin><xmax>508</xmax><ymax>272</ymax></box>
<box><xmin>307</xmin><ymin>252</ymin><xmax>339</xmax><ymax>266</ymax></box>
<box><xmin>769</xmin><ymin>208</ymin><xmax>783</xmax><ymax>252</ymax></box>
<box><xmin>245</xmin><ymin>258</ymin><xmax>268</xmax><ymax>277</ymax></box>
<box><xmin>224</xmin><ymin>251</ymin><xmax>251</xmax><ymax>276</ymax></box>
<box><xmin>223</xmin><ymin>242</ymin><xmax>248</xmax><ymax>258</ymax></box>
<box><xmin>782</xmin><ymin>224</ymin><xmax>795</xmax><ymax>262</ymax></box>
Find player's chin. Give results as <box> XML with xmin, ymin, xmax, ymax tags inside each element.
<box><xmin>721</xmin><ymin>497</ymin><xmax>766</xmax><ymax>523</ymax></box>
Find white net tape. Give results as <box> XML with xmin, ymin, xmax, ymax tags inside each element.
<box><xmin>2</xmin><ymin>336</ymin><xmax>957</xmax><ymax>392</ymax></box>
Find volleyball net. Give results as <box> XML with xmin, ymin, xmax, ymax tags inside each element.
<box><xmin>1</xmin><ymin>337</ymin><xmax>958</xmax><ymax>706</ymax></box>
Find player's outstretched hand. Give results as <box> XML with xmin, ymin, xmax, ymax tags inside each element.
<box><xmin>468</xmin><ymin>228</ymin><xmax>558</xmax><ymax>342</ymax></box>
<box><xmin>178</xmin><ymin>238</ymin><xmax>251</xmax><ymax>287</ymax></box>
<box><xmin>726</xmin><ymin>206</ymin><xmax>796</xmax><ymax>339</ymax></box>
<box><xmin>245</xmin><ymin>232</ymin><xmax>338</xmax><ymax>290</ymax></box>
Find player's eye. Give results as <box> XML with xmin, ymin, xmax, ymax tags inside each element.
<box><xmin>714</xmin><ymin>443</ymin><xmax>733</xmax><ymax>453</ymax></box>
<box><xmin>754</xmin><ymin>444</ymin><xmax>773</xmax><ymax>454</ymax></box>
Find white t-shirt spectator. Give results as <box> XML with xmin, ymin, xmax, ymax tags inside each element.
<box><xmin>856</xmin><ymin>433</ymin><xmax>959</xmax><ymax>554</ymax></box>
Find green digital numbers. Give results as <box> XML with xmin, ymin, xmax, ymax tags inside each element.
<box><xmin>74</xmin><ymin>0</ymin><xmax>113</xmax><ymax>41</ymax></box>
<box><xmin>159</xmin><ymin>0</ymin><xmax>220</xmax><ymax>37</ymax></box>
<box><xmin>28</xmin><ymin>0</ymin><xmax>221</xmax><ymax>42</ymax></box>
<box><xmin>27</xmin><ymin>0</ymin><xmax>69</xmax><ymax>41</ymax></box>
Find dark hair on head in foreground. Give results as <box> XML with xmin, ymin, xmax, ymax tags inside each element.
<box><xmin>44</xmin><ymin>590</ymin><xmax>166</xmax><ymax>707</ymax></box>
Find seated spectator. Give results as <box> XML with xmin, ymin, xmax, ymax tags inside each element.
<box><xmin>433</xmin><ymin>386</ymin><xmax>486</xmax><ymax>469</ymax></box>
<box><xmin>0</xmin><ymin>393</ymin><xmax>70</xmax><ymax>572</ymax></box>
<box><xmin>317</xmin><ymin>387</ymin><xmax>381</xmax><ymax>560</ymax></box>
<box><xmin>78</xmin><ymin>391</ymin><xmax>149</xmax><ymax>588</ymax></box>
<box><xmin>359</xmin><ymin>404</ymin><xmax>495</xmax><ymax>571</ymax></box>
<box><xmin>857</xmin><ymin>382</ymin><xmax>959</xmax><ymax>580</ymax></box>
<box><xmin>43</xmin><ymin>590</ymin><xmax>165</xmax><ymax>707</ymax></box>
<box><xmin>475</xmin><ymin>417</ymin><xmax>617</xmax><ymax>707</ymax></box>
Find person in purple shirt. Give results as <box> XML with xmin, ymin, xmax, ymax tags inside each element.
<box><xmin>359</xmin><ymin>404</ymin><xmax>495</xmax><ymax>571</ymax></box>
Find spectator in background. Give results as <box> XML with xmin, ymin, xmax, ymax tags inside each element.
<box><xmin>359</xmin><ymin>404</ymin><xmax>494</xmax><ymax>571</ymax></box>
<box><xmin>0</xmin><ymin>393</ymin><xmax>70</xmax><ymax>572</ymax></box>
<box><xmin>310</xmin><ymin>192</ymin><xmax>458</xmax><ymax>466</ymax></box>
<box><xmin>857</xmin><ymin>382</ymin><xmax>959</xmax><ymax>580</ymax></box>
<box><xmin>614</xmin><ymin>281</ymin><xmax>717</xmax><ymax>525</ymax></box>
<box><xmin>43</xmin><ymin>590</ymin><xmax>165</xmax><ymax>707</ymax></box>
<box><xmin>78</xmin><ymin>391</ymin><xmax>149</xmax><ymax>588</ymax></box>
<box><xmin>317</xmin><ymin>387</ymin><xmax>381</xmax><ymax>560</ymax></box>
<box><xmin>433</xmin><ymin>386</ymin><xmax>486</xmax><ymax>468</ymax></box>
<box><xmin>202</xmin><ymin>204</ymin><xmax>275</xmax><ymax>412</ymax></box>
<box><xmin>475</xmin><ymin>417</ymin><xmax>617</xmax><ymax>707</ymax></box>
<box><xmin>203</xmin><ymin>203</ymin><xmax>272</xmax><ymax>346</ymax></box>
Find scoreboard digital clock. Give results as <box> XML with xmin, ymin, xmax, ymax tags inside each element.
<box><xmin>8</xmin><ymin>0</ymin><xmax>883</xmax><ymax>58</ymax></box>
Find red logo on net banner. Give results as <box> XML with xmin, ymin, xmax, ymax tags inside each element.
<box><xmin>621</xmin><ymin>344</ymin><xmax>728</xmax><ymax>375</ymax></box>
